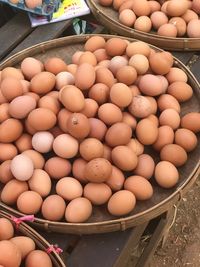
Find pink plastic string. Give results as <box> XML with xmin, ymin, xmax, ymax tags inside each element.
<box><xmin>11</xmin><ymin>215</ymin><xmax>35</xmax><ymax>228</ymax></box>
<box><xmin>46</xmin><ymin>244</ymin><xmax>63</xmax><ymax>254</ymax></box>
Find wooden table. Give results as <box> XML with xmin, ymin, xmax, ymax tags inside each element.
<box><xmin>0</xmin><ymin>5</ymin><xmax>199</xmax><ymax>267</ymax></box>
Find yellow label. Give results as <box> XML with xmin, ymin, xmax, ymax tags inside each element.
<box><xmin>53</xmin><ymin>0</ymin><xmax>83</xmax><ymax>18</ymax></box>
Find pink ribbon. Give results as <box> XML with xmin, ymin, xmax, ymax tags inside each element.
<box><xmin>46</xmin><ymin>244</ymin><xmax>63</xmax><ymax>254</ymax></box>
<box><xmin>11</xmin><ymin>215</ymin><xmax>35</xmax><ymax>228</ymax></box>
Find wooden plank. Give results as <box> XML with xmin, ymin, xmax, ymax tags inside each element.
<box><xmin>0</xmin><ymin>12</ymin><xmax>33</xmax><ymax>60</ymax></box>
<box><xmin>67</xmin><ymin>223</ymin><xmax>147</xmax><ymax>267</ymax></box>
<box><xmin>5</xmin><ymin>20</ymin><xmax>73</xmax><ymax>59</ymax></box>
<box><xmin>172</xmin><ymin>51</ymin><xmax>195</xmax><ymax>65</ymax></box>
<box><xmin>188</xmin><ymin>55</ymin><xmax>200</xmax><ymax>84</ymax></box>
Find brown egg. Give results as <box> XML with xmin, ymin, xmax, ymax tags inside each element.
<box><xmin>72</xmin><ymin>51</ymin><xmax>84</xmax><ymax>64</ymax></box>
<box><xmin>132</xmin><ymin>0</ymin><xmax>151</xmax><ymax>16</ymax></box>
<box><xmin>122</xmin><ymin>112</ymin><xmax>137</xmax><ymax>129</ymax></box>
<box><xmin>10</xmin><ymin>236</ymin><xmax>35</xmax><ymax>259</ymax></box>
<box><xmin>59</xmin><ymin>85</ymin><xmax>85</xmax><ymax>112</ymax></box>
<box><xmin>127</xmin><ymin>138</ymin><xmax>144</xmax><ymax>156</ymax></box>
<box><xmin>157</xmin><ymin>94</ymin><xmax>181</xmax><ymax>113</ymax></box>
<box><xmin>38</xmin><ymin>95</ymin><xmax>61</xmax><ymax>115</ymax></box>
<box><xmin>25</xmin><ymin>0</ymin><xmax>42</xmax><ymax>8</ymax></box>
<box><xmin>105</xmin><ymin>122</ymin><xmax>132</xmax><ymax>147</ymax></box>
<box><xmin>103</xmin><ymin>144</ymin><xmax>112</xmax><ymax>162</ymax></box>
<box><xmin>75</xmin><ymin>63</ymin><xmax>96</xmax><ymax>90</ymax></box>
<box><xmin>84</xmin><ymin>36</ymin><xmax>106</xmax><ymax>52</ymax></box>
<box><xmin>67</xmin><ymin>64</ymin><xmax>78</xmax><ymax>75</ymax></box>
<box><xmin>116</xmin><ymin>65</ymin><xmax>137</xmax><ymax>85</ymax></box>
<box><xmin>1</xmin><ymin>77</ymin><xmax>23</xmax><ymax>101</ymax></box>
<box><xmin>119</xmin><ymin>9</ymin><xmax>136</xmax><ymax>27</ymax></box>
<box><xmin>56</xmin><ymin>177</ymin><xmax>83</xmax><ymax>201</ymax></box>
<box><xmin>109</xmin><ymin>56</ymin><xmax>128</xmax><ymax>76</ymax></box>
<box><xmin>21</xmin><ymin>57</ymin><xmax>44</xmax><ymax>80</ymax></box>
<box><xmin>149</xmin><ymin>51</ymin><xmax>173</xmax><ymax>75</ymax></box>
<box><xmin>0</xmin><ymin>90</ymin><xmax>7</xmax><ymax>104</ymax></box>
<box><xmin>181</xmin><ymin>112</ymin><xmax>200</xmax><ymax>133</ymax></box>
<box><xmin>93</xmin><ymin>49</ymin><xmax>110</xmax><ymax>62</ymax></box>
<box><xmin>21</xmin><ymin>80</ymin><xmax>30</xmax><ymax>93</ymax></box>
<box><xmin>67</xmin><ymin>113</ymin><xmax>90</xmax><ymax>139</ymax></box>
<box><xmin>181</xmin><ymin>9</ymin><xmax>198</xmax><ymax>23</ymax></box>
<box><xmin>113</xmin><ymin>0</ymin><xmax>126</xmax><ymax>10</ymax></box>
<box><xmin>147</xmin><ymin>114</ymin><xmax>159</xmax><ymax>127</ymax></box>
<box><xmin>41</xmin><ymin>194</ymin><xmax>66</xmax><ymax>221</ymax></box>
<box><xmin>134</xmin><ymin>16</ymin><xmax>152</xmax><ymax>32</ymax></box>
<box><xmin>128</xmin><ymin>96</ymin><xmax>152</xmax><ymax>118</ymax></box>
<box><xmin>166</xmin><ymin>67</ymin><xmax>188</xmax><ymax>83</ymax></box>
<box><xmin>0</xmin><ymin>240</ymin><xmax>22</xmax><ymax>267</ymax></box>
<box><xmin>15</xmin><ymin>133</ymin><xmax>32</xmax><ymax>152</ymax></box>
<box><xmin>88</xmin><ymin>118</ymin><xmax>107</xmax><ymax>141</ymax></box>
<box><xmin>169</xmin><ymin>17</ymin><xmax>187</xmax><ymax>37</ymax></box>
<box><xmin>81</xmin><ymin>98</ymin><xmax>98</xmax><ymax>118</ymax></box>
<box><xmin>174</xmin><ymin>128</ymin><xmax>198</xmax><ymax>152</ymax></box>
<box><xmin>56</xmin><ymin>71</ymin><xmax>75</xmax><ymax>90</ymax></box>
<box><xmin>157</xmin><ymin>75</ymin><xmax>169</xmax><ymax>94</ymax></box>
<box><xmin>167</xmin><ymin>81</ymin><xmax>193</xmax><ymax>102</ymax></box>
<box><xmin>84</xmin><ymin>183</ymin><xmax>112</xmax><ymax>205</ymax></box>
<box><xmin>0</xmin><ymin>160</ymin><xmax>14</xmax><ymax>183</ymax></box>
<box><xmin>160</xmin><ymin>144</ymin><xmax>188</xmax><ymax>167</ymax></box>
<box><xmin>153</xmin><ymin>125</ymin><xmax>174</xmax><ymax>151</ymax></box>
<box><xmin>151</xmin><ymin>11</ymin><xmax>168</xmax><ymax>30</ymax></box>
<box><xmin>166</xmin><ymin>0</ymin><xmax>188</xmax><ymax>16</ymax></box>
<box><xmin>110</xmin><ymin>83</ymin><xmax>132</xmax><ymax>107</ymax></box>
<box><xmin>53</xmin><ymin>134</ymin><xmax>79</xmax><ymax>158</ymax></box>
<box><xmin>1</xmin><ymin>67</ymin><xmax>24</xmax><ymax>80</ymax></box>
<box><xmin>72</xmin><ymin>158</ymin><xmax>88</xmax><ymax>183</ymax></box>
<box><xmin>154</xmin><ymin>161</ymin><xmax>179</xmax><ymax>188</ymax></box>
<box><xmin>126</xmin><ymin>41</ymin><xmax>151</xmax><ymax>58</ymax></box>
<box><xmin>22</xmin><ymin>150</ymin><xmax>45</xmax><ymax>169</ymax></box>
<box><xmin>158</xmin><ymin>23</ymin><xmax>178</xmax><ymax>37</ymax></box>
<box><xmin>65</xmin><ymin>197</ymin><xmax>92</xmax><ymax>223</ymax></box>
<box><xmin>25</xmin><ymin>250</ymin><xmax>52</xmax><ymax>267</ymax></box>
<box><xmin>133</xmin><ymin>154</ymin><xmax>155</xmax><ymax>179</ymax></box>
<box><xmin>139</xmin><ymin>74</ymin><xmax>163</xmax><ymax>96</ymax></box>
<box><xmin>80</xmin><ymin>138</ymin><xmax>104</xmax><ymax>161</ymax></box>
<box><xmin>27</xmin><ymin>108</ymin><xmax>56</xmax><ymax>131</ymax></box>
<box><xmin>124</xmin><ymin>175</ymin><xmax>153</xmax><ymax>200</ymax></box>
<box><xmin>30</xmin><ymin>72</ymin><xmax>56</xmax><ymax>94</ymax></box>
<box><xmin>1</xmin><ymin>179</ymin><xmax>28</xmax><ymax>205</ymax></box>
<box><xmin>105</xmin><ymin>38</ymin><xmax>127</xmax><ymax>56</ymax></box>
<box><xmin>84</xmin><ymin>158</ymin><xmax>112</xmax><ymax>183</ymax></box>
<box><xmin>24</xmin><ymin>92</ymin><xmax>40</xmax><ymax>102</ymax></box>
<box><xmin>0</xmin><ymin>143</ymin><xmax>18</xmax><ymax>162</ymax></box>
<box><xmin>0</xmin><ymin>103</ymin><xmax>10</xmax><ymax>122</ymax></box>
<box><xmin>9</xmin><ymin>95</ymin><xmax>37</xmax><ymax>119</ymax></box>
<box><xmin>17</xmin><ymin>191</ymin><xmax>43</xmax><ymax>214</ymax></box>
<box><xmin>89</xmin><ymin>83</ymin><xmax>110</xmax><ymax>105</ymax></box>
<box><xmin>44</xmin><ymin>157</ymin><xmax>71</xmax><ymax>179</ymax></box>
<box><xmin>129</xmin><ymin>54</ymin><xmax>149</xmax><ymax>75</ymax></box>
<box><xmin>95</xmin><ymin>67</ymin><xmax>116</xmax><ymax>88</ymax></box>
<box><xmin>0</xmin><ymin>118</ymin><xmax>23</xmax><ymax>143</ymax></box>
<box><xmin>44</xmin><ymin>57</ymin><xmax>68</xmax><ymax>74</ymax></box>
<box><xmin>0</xmin><ymin>218</ymin><xmax>14</xmax><ymax>240</ymax></box>
<box><xmin>149</xmin><ymin>0</ymin><xmax>161</xmax><ymax>12</ymax></box>
<box><xmin>119</xmin><ymin>0</ymin><xmax>135</xmax><ymax>12</ymax></box>
<box><xmin>28</xmin><ymin>169</ymin><xmax>51</xmax><ymax>197</ymax></box>
<box><xmin>136</xmin><ymin>118</ymin><xmax>158</xmax><ymax>145</ymax></box>
<box><xmin>111</xmin><ymin>145</ymin><xmax>138</xmax><ymax>171</ymax></box>
<box><xmin>57</xmin><ymin>108</ymin><xmax>72</xmax><ymax>133</ymax></box>
<box><xmin>159</xmin><ymin>108</ymin><xmax>180</xmax><ymax>129</ymax></box>
<box><xmin>146</xmin><ymin>96</ymin><xmax>158</xmax><ymax>114</ymax></box>
<box><xmin>78</xmin><ymin>51</ymin><xmax>97</xmax><ymax>66</ymax></box>
<box><xmin>107</xmin><ymin>190</ymin><xmax>136</xmax><ymax>216</ymax></box>
<box><xmin>98</xmin><ymin>103</ymin><xmax>123</xmax><ymax>125</ymax></box>
<box><xmin>106</xmin><ymin>165</ymin><xmax>125</xmax><ymax>191</ymax></box>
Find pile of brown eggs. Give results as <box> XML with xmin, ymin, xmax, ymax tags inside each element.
<box><xmin>0</xmin><ymin>36</ymin><xmax>200</xmax><ymax>223</ymax></box>
<box><xmin>0</xmin><ymin>216</ymin><xmax>54</xmax><ymax>267</ymax></box>
<box><xmin>98</xmin><ymin>0</ymin><xmax>200</xmax><ymax>38</ymax></box>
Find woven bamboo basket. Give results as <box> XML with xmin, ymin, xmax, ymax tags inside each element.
<box><xmin>0</xmin><ymin>34</ymin><xmax>199</xmax><ymax>234</ymax></box>
<box><xmin>87</xmin><ymin>0</ymin><xmax>200</xmax><ymax>51</ymax></box>
<box><xmin>0</xmin><ymin>210</ymin><xmax>66</xmax><ymax>266</ymax></box>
